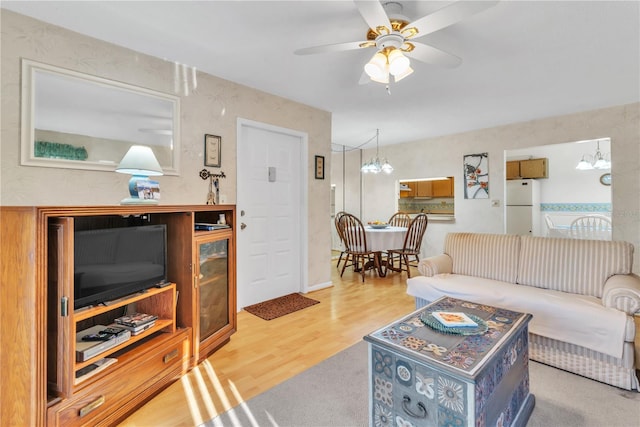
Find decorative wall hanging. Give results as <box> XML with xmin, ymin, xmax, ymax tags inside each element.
<box><xmin>463</xmin><ymin>153</ymin><xmax>489</xmax><ymax>199</ymax></box>
<box><xmin>199</xmin><ymin>169</ymin><xmax>226</xmax><ymax>205</ymax></box>
<box><xmin>204</xmin><ymin>134</ymin><xmax>221</xmax><ymax>167</ymax></box>
<box><xmin>315</xmin><ymin>155</ymin><xmax>325</xmax><ymax>180</ymax></box>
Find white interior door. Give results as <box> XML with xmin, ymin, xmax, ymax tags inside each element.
<box><xmin>236</xmin><ymin>119</ymin><xmax>307</xmax><ymax>310</ymax></box>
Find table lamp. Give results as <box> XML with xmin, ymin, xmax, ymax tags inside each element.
<box><xmin>115</xmin><ymin>145</ymin><xmax>163</xmax><ymax>205</ymax></box>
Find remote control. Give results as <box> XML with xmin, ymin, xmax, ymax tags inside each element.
<box><xmin>81</xmin><ymin>332</ymin><xmax>113</xmax><ymax>341</ymax></box>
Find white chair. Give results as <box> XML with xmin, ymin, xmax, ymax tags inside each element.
<box><xmin>544</xmin><ymin>214</ymin><xmax>555</xmax><ymax>237</ymax></box>
<box><xmin>569</xmin><ymin>215</ymin><xmax>612</xmax><ymax>240</ymax></box>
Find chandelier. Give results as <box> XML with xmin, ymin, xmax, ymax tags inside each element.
<box><xmin>361</xmin><ymin>129</ymin><xmax>393</xmax><ymax>174</ymax></box>
<box><xmin>575</xmin><ymin>139</ymin><xmax>611</xmax><ymax>170</ymax></box>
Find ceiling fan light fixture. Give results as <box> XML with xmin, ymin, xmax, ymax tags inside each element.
<box><xmin>394</xmin><ymin>66</ymin><xmax>413</xmax><ymax>82</ymax></box>
<box><xmin>370</xmin><ymin>73</ymin><xmax>390</xmax><ymax>84</ymax></box>
<box><xmin>364</xmin><ymin>51</ymin><xmax>388</xmax><ymax>80</ymax></box>
<box><xmin>387</xmin><ymin>48</ymin><xmax>410</xmax><ymax>76</ymax></box>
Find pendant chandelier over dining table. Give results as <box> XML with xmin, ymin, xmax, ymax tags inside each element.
<box><xmin>361</xmin><ymin>129</ymin><xmax>393</xmax><ymax>174</ymax></box>
<box><xmin>575</xmin><ymin>139</ymin><xmax>611</xmax><ymax>170</ymax></box>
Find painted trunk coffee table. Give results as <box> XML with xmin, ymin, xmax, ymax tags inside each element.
<box><xmin>364</xmin><ymin>296</ymin><xmax>534</xmax><ymax>427</ymax></box>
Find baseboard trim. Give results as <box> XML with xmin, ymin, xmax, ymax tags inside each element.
<box><xmin>306</xmin><ymin>281</ymin><xmax>333</xmax><ymax>293</ymax></box>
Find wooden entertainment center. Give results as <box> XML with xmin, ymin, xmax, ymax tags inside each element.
<box><xmin>0</xmin><ymin>204</ymin><xmax>236</xmax><ymax>426</ymax></box>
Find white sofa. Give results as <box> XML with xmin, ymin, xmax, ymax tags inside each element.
<box><xmin>406</xmin><ymin>232</ymin><xmax>640</xmax><ymax>390</ymax></box>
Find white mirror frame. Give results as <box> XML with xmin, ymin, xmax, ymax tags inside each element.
<box><xmin>20</xmin><ymin>59</ymin><xmax>181</xmax><ymax>175</ymax></box>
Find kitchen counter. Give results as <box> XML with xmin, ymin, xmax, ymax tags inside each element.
<box><xmin>408</xmin><ymin>213</ymin><xmax>455</xmax><ymax>221</ymax></box>
<box><xmin>427</xmin><ymin>214</ymin><xmax>455</xmax><ymax>221</ymax></box>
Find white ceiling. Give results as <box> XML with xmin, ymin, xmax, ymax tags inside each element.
<box><xmin>4</xmin><ymin>1</ymin><xmax>639</xmax><ymax>149</ymax></box>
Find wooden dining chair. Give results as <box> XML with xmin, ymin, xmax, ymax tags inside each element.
<box><xmin>388</xmin><ymin>211</ymin><xmax>411</xmax><ymax>227</ymax></box>
<box><xmin>387</xmin><ymin>213</ymin><xmax>428</xmax><ymax>278</ymax></box>
<box><xmin>569</xmin><ymin>215</ymin><xmax>612</xmax><ymax>240</ymax></box>
<box><xmin>334</xmin><ymin>211</ymin><xmax>348</xmax><ymax>270</ymax></box>
<box><xmin>338</xmin><ymin>213</ymin><xmax>380</xmax><ymax>282</ymax></box>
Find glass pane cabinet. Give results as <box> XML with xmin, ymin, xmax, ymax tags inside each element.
<box><xmin>195</xmin><ymin>230</ymin><xmax>236</xmax><ymax>361</ymax></box>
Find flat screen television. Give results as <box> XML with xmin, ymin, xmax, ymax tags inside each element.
<box><xmin>73</xmin><ymin>224</ymin><xmax>167</xmax><ymax>309</ymax></box>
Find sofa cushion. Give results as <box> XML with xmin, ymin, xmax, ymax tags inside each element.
<box><xmin>444</xmin><ymin>232</ymin><xmax>521</xmax><ymax>283</ymax></box>
<box><xmin>406</xmin><ymin>273</ymin><xmax>628</xmax><ymax>358</ymax></box>
<box><xmin>518</xmin><ymin>236</ymin><xmax>634</xmax><ymax>298</ymax></box>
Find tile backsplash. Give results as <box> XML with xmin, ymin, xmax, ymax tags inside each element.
<box><xmin>398</xmin><ymin>198</ymin><xmax>454</xmax><ymax>214</ymax></box>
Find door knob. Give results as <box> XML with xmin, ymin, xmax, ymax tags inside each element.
<box><xmin>240</xmin><ymin>223</ymin><xmax>247</xmax><ymax>230</ymax></box>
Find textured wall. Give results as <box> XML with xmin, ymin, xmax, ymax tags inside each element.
<box><xmin>0</xmin><ymin>10</ymin><xmax>332</xmax><ymax>288</ymax></box>
<box><xmin>342</xmin><ymin>103</ymin><xmax>640</xmax><ymax>273</ymax></box>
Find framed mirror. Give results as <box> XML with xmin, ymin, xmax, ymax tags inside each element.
<box><xmin>21</xmin><ymin>59</ymin><xmax>180</xmax><ymax>175</ymax></box>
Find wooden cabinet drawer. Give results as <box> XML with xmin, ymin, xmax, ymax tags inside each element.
<box><xmin>48</xmin><ymin>329</ymin><xmax>190</xmax><ymax>427</ymax></box>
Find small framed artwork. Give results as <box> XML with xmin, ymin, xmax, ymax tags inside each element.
<box><xmin>463</xmin><ymin>152</ymin><xmax>489</xmax><ymax>199</ymax></box>
<box><xmin>204</xmin><ymin>134</ymin><xmax>221</xmax><ymax>167</ymax></box>
<box><xmin>315</xmin><ymin>155</ymin><xmax>325</xmax><ymax>180</ymax></box>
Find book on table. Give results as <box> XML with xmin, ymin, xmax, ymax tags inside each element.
<box><xmin>431</xmin><ymin>311</ymin><xmax>478</xmax><ymax>328</ymax></box>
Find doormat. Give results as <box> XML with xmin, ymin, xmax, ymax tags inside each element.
<box><xmin>243</xmin><ymin>293</ymin><xmax>320</xmax><ymax>321</ymax></box>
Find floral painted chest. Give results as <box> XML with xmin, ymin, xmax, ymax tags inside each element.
<box><xmin>364</xmin><ymin>297</ymin><xmax>535</xmax><ymax>427</ymax></box>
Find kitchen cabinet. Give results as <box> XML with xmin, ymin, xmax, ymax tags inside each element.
<box><xmin>399</xmin><ymin>181</ymin><xmax>416</xmax><ymax>198</ymax></box>
<box><xmin>416</xmin><ymin>181</ymin><xmax>432</xmax><ymax>197</ymax></box>
<box><xmin>520</xmin><ymin>158</ymin><xmax>547</xmax><ymax>178</ymax></box>
<box><xmin>400</xmin><ymin>178</ymin><xmax>455</xmax><ymax>198</ymax></box>
<box><xmin>506</xmin><ymin>158</ymin><xmax>547</xmax><ymax>179</ymax></box>
<box><xmin>432</xmin><ymin>178</ymin><xmax>454</xmax><ymax>197</ymax></box>
<box><xmin>418</xmin><ymin>178</ymin><xmax>454</xmax><ymax>197</ymax></box>
<box><xmin>506</xmin><ymin>161</ymin><xmax>520</xmax><ymax>179</ymax></box>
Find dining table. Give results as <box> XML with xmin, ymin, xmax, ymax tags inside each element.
<box><xmin>364</xmin><ymin>225</ymin><xmax>407</xmax><ymax>277</ymax></box>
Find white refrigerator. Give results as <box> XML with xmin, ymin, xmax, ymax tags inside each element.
<box><xmin>506</xmin><ymin>179</ymin><xmax>540</xmax><ymax>235</ymax></box>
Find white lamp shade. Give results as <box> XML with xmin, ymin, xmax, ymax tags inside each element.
<box><xmin>394</xmin><ymin>66</ymin><xmax>414</xmax><ymax>82</ymax></box>
<box><xmin>381</xmin><ymin>159</ymin><xmax>394</xmax><ymax>174</ymax></box>
<box><xmin>593</xmin><ymin>158</ymin><xmax>610</xmax><ymax>169</ymax></box>
<box><xmin>364</xmin><ymin>51</ymin><xmax>388</xmax><ymax>81</ymax></box>
<box><xmin>116</xmin><ymin>145</ymin><xmax>163</xmax><ymax>176</ymax></box>
<box><xmin>370</xmin><ymin>73</ymin><xmax>390</xmax><ymax>84</ymax></box>
<box><xmin>387</xmin><ymin>49</ymin><xmax>410</xmax><ymax>76</ymax></box>
<box><xmin>575</xmin><ymin>157</ymin><xmax>594</xmax><ymax>170</ymax></box>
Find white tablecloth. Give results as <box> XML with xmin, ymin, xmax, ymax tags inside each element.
<box><xmin>365</xmin><ymin>226</ymin><xmax>407</xmax><ymax>252</ymax></box>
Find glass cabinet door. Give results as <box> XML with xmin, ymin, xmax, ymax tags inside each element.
<box><xmin>197</xmin><ymin>238</ymin><xmax>229</xmax><ymax>342</ymax></box>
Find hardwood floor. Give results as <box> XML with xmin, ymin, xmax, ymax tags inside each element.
<box><xmin>118</xmin><ymin>261</ymin><xmax>416</xmax><ymax>426</ymax></box>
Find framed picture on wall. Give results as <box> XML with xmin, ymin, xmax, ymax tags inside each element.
<box><xmin>463</xmin><ymin>152</ymin><xmax>489</xmax><ymax>199</ymax></box>
<box><xmin>315</xmin><ymin>155</ymin><xmax>325</xmax><ymax>180</ymax></box>
<box><xmin>204</xmin><ymin>134</ymin><xmax>221</xmax><ymax>167</ymax></box>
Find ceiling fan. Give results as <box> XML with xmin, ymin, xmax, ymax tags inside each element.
<box><xmin>295</xmin><ymin>0</ymin><xmax>498</xmax><ymax>84</ymax></box>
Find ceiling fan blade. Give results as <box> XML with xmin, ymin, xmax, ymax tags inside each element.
<box><xmin>294</xmin><ymin>40</ymin><xmax>371</xmax><ymax>55</ymax></box>
<box><xmin>403</xmin><ymin>0</ymin><xmax>498</xmax><ymax>39</ymax></box>
<box><xmin>405</xmin><ymin>42</ymin><xmax>462</xmax><ymax>68</ymax></box>
<box><xmin>354</xmin><ymin>0</ymin><xmax>391</xmax><ymax>34</ymax></box>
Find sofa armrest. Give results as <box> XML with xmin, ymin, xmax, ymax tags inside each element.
<box><xmin>417</xmin><ymin>254</ymin><xmax>453</xmax><ymax>277</ymax></box>
<box><xmin>602</xmin><ymin>273</ymin><xmax>640</xmax><ymax>315</ymax></box>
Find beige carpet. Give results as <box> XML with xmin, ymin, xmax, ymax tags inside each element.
<box><xmin>204</xmin><ymin>341</ymin><xmax>640</xmax><ymax>427</ymax></box>
<box><xmin>243</xmin><ymin>293</ymin><xmax>320</xmax><ymax>320</ymax></box>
